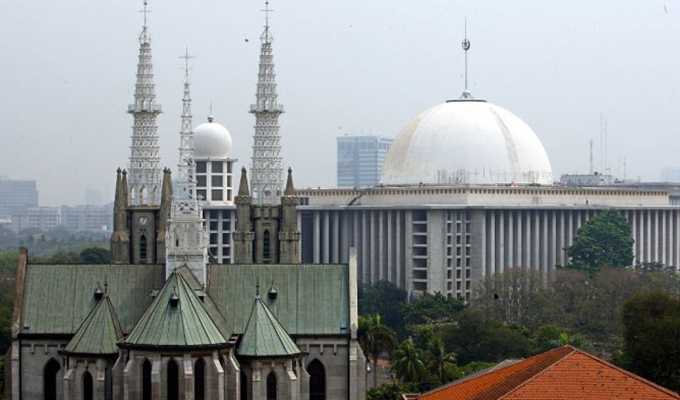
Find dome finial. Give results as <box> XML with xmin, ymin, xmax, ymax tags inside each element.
<box><xmin>207</xmin><ymin>102</ymin><xmax>214</xmax><ymax>123</ymax></box>
<box><xmin>460</xmin><ymin>18</ymin><xmax>473</xmax><ymax>100</ymax></box>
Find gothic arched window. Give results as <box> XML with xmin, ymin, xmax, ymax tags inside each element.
<box><xmin>140</xmin><ymin>235</ymin><xmax>148</xmax><ymax>261</ymax></box>
<box><xmin>266</xmin><ymin>372</ymin><xmax>277</xmax><ymax>400</ymax></box>
<box><xmin>240</xmin><ymin>370</ymin><xmax>249</xmax><ymax>400</ymax></box>
<box><xmin>167</xmin><ymin>359</ymin><xmax>180</xmax><ymax>400</ymax></box>
<box><xmin>263</xmin><ymin>230</ymin><xmax>271</xmax><ymax>260</ymax></box>
<box><xmin>43</xmin><ymin>358</ymin><xmax>60</xmax><ymax>400</ymax></box>
<box><xmin>82</xmin><ymin>371</ymin><xmax>94</xmax><ymax>400</ymax></box>
<box><xmin>142</xmin><ymin>359</ymin><xmax>152</xmax><ymax>400</ymax></box>
<box><xmin>194</xmin><ymin>358</ymin><xmax>206</xmax><ymax>400</ymax></box>
<box><xmin>308</xmin><ymin>360</ymin><xmax>326</xmax><ymax>400</ymax></box>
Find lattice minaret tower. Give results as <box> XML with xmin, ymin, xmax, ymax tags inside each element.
<box><xmin>250</xmin><ymin>0</ymin><xmax>284</xmax><ymax>204</ymax></box>
<box><xmin>127</xmin><ymin>0</ymin><xmax>162</xmax><ymax>206</ymax></box>
<box><xmin>166</xmin><ymin>49</ymin><xmax>208</xmax><ymax>284</ymax></box>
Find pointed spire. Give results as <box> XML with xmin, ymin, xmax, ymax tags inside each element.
<box><xmin>460</xmin><ymin>19</ymin><xmax>473</xmax><ymax>100</ymax></box>
<box><xmin>174</xmin><ymin>48</ymin><xmax>198</xmax><ymax>208</ymax></box>
<box><xmin>128</xmin><ymin>0</ymin><xmax>162</xmax><ymax>206</ymax></box>
<box><xmin>284</xmin><ymin>167</ymin><xmax>295</xmax><ymax>196</ymax></box>
<box><xmin>250</xmin><ymin>0</ymin><xmax>284</xmax><ymax>205</ymax></box>
<box><xmin>121</xmin><ymin>169</ymin><xmax>129</xmax><ymax>208</ymax></box>
<box><xmin>238</xmin><ymin>167</ymin><xmax>250</xmax><ymax>197</ymax></box>
<box><xmin>237</xmin><ymin>290</ymin><xmax>300</xmax><ymax>357</ymax></box>
<box><xmin>113</xmin><ymin>169</ymin><xmax>125</xmax><ymax>233</ymax></box>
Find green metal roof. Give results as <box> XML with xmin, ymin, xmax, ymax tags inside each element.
<box><xmin>63</xmin><ymin>295</ymin><xmax>123</xmax><ymax>355</ymax></box>
<box><xmin>124</xmin><ymin>270</ymin><xmax>228</xmax><ymax>348</ymax></box>
<box><xmin>21</xmin><ymin>264</ymin><xmax>164</xmax><ymax>335</ymax></box>
<box><xmin>238</xmin><ymin>294</ymin><xmax>300</xmax><ymax>357</ymax></box>
<box><xmin>206</xmin><ymin>264</ymin><xmax>349</xmax><ymax>336</ymax></box>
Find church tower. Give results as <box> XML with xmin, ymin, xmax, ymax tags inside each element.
<box><xmin>250</xmin><ymin>0</ymin><xmax>284</xmax><ymax>205</ymax></box>
<box><xmin>165</xmin><ymin>51</ymin><xmax>209</xmax><ymax>283</ymax></box>
<box><xmin>234</xmin><ymin>168</ymin><xmax>255</xmax><ymax>263</ymax></box>
<box><xmin>279</xmin><ymin>168</ymin><xmax>301</xmax><ymax>263</ymax></box>
<box><xmin>127</xmin><ymin>0</ymin><xmax>162</xmax><ymax>206</ymax></box>
<box><xmin>111</xmin><ymin>169</ymin><xmax>130</xmax><ymax>264</ymax></box>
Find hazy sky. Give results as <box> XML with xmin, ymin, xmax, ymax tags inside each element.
<box><xmin>1</xmin><ymin>0</ymin><xmax>679</xmax><ymax>205</ymax></box>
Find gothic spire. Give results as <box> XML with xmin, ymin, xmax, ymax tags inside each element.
<box><xmin>250</xmin><ymin>0</ymin><xmax>284</xmax><ymax>205</ymax></box>
<box><xmin>284</xmin><ymin>167</ymin><xmax>295</xmax><ymax>196</ymax></box>
<box><xmin>127</xmin><ymin>0</ymin><xmax>162</xmax><ymax>206</ymax></box>
<box><xmin>174</xmin><ymin>48</ymin><xmax>198</xmax><ymax>209</ymax></box>
<box><xmin>238</xmin><ymin>167</ymin><xmax>250</xmax><ymax>197</ymax></box>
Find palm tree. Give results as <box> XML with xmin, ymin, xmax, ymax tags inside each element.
<box><xmin>358</xmin><ymin>314</ymin><xmax>397</xmax><ymax>387</ymax></box>
<box><xmin>427</xmin><ymin>336</ymin><xmax>457</xmax><ymax>385</ymax></box>
<box><xmin>392</xmin><ymin>337</ymin><xmax>426</xmax><ymax>384</ymax></box>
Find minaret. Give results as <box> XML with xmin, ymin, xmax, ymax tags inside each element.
<box><xmin>166</xmin><ymin>50</ymin><xmax>209</xmax><ymax>283</ymax></box>
<box><xmin>127</xmin><ymin>0</ymin><xmax>163</xmax><ymax>206</ymax></box>
<box><xmin>250</xmin><ymin>0</ymin><xmax>284</xmax><ymax>205</ymax></box>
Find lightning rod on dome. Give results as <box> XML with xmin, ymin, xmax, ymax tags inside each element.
<box><xmin>461</xmin><ymin>18</ymin><xmax>472</xmax><ymax>99</ymax></box>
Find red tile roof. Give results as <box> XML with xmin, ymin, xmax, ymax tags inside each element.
<box><xmin>418</xmin><ymin>346</ymin><xmax>680</xmax><ymax>400</ymax></box>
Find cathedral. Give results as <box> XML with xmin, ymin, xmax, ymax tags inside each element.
<box><xmin>5</xmin><ymin>1</ymin><xmax>368</xmax><ymax>399</ymax></box>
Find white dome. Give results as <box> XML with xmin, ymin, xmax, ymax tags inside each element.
<box><xmin>382</xmin><ymin>99</ymin><xmax>553</xmax><ymax>185</ymax></box>
<box><xmin>193</xmin><ymin>119</ymin><xmax>232</xmax><ymax>159</ymax></box>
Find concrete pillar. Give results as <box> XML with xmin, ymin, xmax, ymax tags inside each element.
<box><xmin>395</xmin><ymin>212</ymin><xmax>402</xmax><ymax>286</ymax></box>
<box><xmin>542</xmin><ymin>211</ymin><xmax>549</xmax><ymax>276</ymax></box>
<box><xmin>341</xmin><ymin>212</ymin><xmax>350</xmax><ymax>264</ymax></box>
<box><xmin>508</xmin><ymin>211</ymin><xmax>515</xmax><ymax>269</ymax></box>
<box><xmin>478</xmin><ymin>211</ymin><xmax>487</xmax><ymax>279</ymax></box>
<box><xmin>404</xmin><ymin>211</ymin><xmax>413</xmax><ymax>295</ymax></box>
<box><xmin>361</xmin><ymin>212</ymin><xmax>369</xmax><ymax>283</ymax></box>
<box><xmin>533</xmin><ymin>211</ymin><xmax>540</xmax><ymax>272</ymax></box>
<box><xmin>516</xmin><ymin>211</ymin><xmax>523</xmax><ymax>268</ymax></box>
<box><xmin>524</xmin><ymin>211</ymin><xmax>531</xmax><ymax>269</ymax></box>
<box><xmin>333</xmin><ymin>212</ymin><xmax>340</xmax><ymax>264</ymax></box>
<box><xmin>387</xmin><ymin>211</ymin><xmax>393</xmax><ymax>282</ymax></box>
<box><xmin>550</xmin><ymin>211</ymin><xmax>557</xmax><ymax>271</ymax></box>
<box><xmin>378</xmin><ymin>211</ymin><xmax>385</xmax><ymax>280</ymax></box>
<box><xmin>498</xmin><ymin>211</ymin><xmax>505</xmax><ymax>274</ymax></box>
<box><xmin>369</xmin><ymin>211</ymin><xmax>377</xmax><ymax>283</ymax></box>
<box><xmin>631</xmin><ymin>210</ymin><xmax>638</xmax><ymax>265</ymax></box>
<box><xmin>297</xmin><ymin>212</ymin><xmax>302</xmax><ymax>264</ymax></box>
<box><xmin>675</xmin><ymin>210</ymin><xmax>680</xmax><ymax>270</ymax></box>
<box><xmin>323</xmin><ymin>212</ymin><xmax>330</xmax><ymax>264</ymax></box>
<box><xmin>313</xmin><ymin>213</ymin><xmax>320</xmax><ymax>264</ymax></box>
<box><xmin>489</xmin><ymin>211</ymin><xmax>496</xmax><ymax>276</ymax></box>
<box><xmin>646</xmin><ymin>210</ymin><xmax>652</xmax><ymax>263</ymax></box>
<box><xmin>559</xmin><ymin>211</ymin><xmax>566</xmax><ymax>266</ymax></box>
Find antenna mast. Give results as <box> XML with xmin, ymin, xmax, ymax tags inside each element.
<box><xmin>589</xmin><ymin>139</ymin><xmax>594</xmax><ymax>175</ymax></box>
<box><xmin>461</xmin><ymin>19</ymin><xmax>472</xmax><ymax>99</ymax></box>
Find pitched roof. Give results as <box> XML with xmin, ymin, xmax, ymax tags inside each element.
<box><xmin>124</xmin><ymin>270</ymin><xmax>227</xmax><ymax>348</ymax></box>
<box><xmin>418</xmin><ymin>346</ymin><xmax>680</xmax><ymax>400</ymax></box>
<box><xmin>206</xmin><ymin>264</ymin><xmax>349</xmax><ymax>336</ymax></box>
<box><xmin>63</xmin><ymin>295</ymin><xmax>123</xmax><ymax>355</ymax></box>
<box><xmin>237</xmin><ymin>293</ymin><xmax>300</xmax><ymax>357</ymax></box>
<box><xmin>21</xmin><ymin>264</ymin><xmax>164</xmax><ymax>335</ymax></box>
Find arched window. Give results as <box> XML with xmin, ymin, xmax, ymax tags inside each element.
<box><xmin>142</xmin><ymin>359</ymin><xmax>152</xmax><ymax>400</ymax></box>
<box><xmin>82</xmin><ymin>371</ymin><xmax>94</xmax><ymax>400</ymax></box>
<box><xmin>266</xmin><ymin>372</ymin><xmax>277</xmax><ymax>400</ymax></box>
<box><xmin>263</xmin><ymin>230</ymin><xmax>271</xmax><ymax>260</ymax></box>
<box><xmin>240</xmin><ymin>370</ymin><xmax>249</xmax><ymax>400</ymax></box>
<box><xmin>167</xmin><ymin>359</ymin><xmax>179</xmax><ymax>400</ymax></box>
<box><xmin>105</xmin><ymin>367</ymin><xmax>113</xmax><ymax>400</ymax></box>
<box><xmin>43</xmin><ymin>358</ymin><xmax>60</xmax><ymax>400</ymax></box>
<box><xmin>194</xmin><ymin>358</ymin><xmax>206</xmax><ymax>400</ymax></box>
<box><xmin>139</xmin><ymin>235</ymin><xmax>148</xmax><ymax>261</ymax></box>
<box><xmin>308</xmin><ymin>360</ymin><xmax>326</xmax><ymax>400</ymax></box>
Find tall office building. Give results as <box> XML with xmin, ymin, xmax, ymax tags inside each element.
<box><xmin>336</xmin><ymin>135</ymin><xmax>393</xmax><ymax>188</ymax></box>
<box><xmin>0</xmin><ymin>177</ymin><xmax>38</xmax><ymax>218</ymax></box>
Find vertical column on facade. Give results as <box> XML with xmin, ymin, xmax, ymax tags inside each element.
<box><xmin>550</xmin><ymin>210</ymin><xmax>557</xmax><ymax>272</ymax></box>
<box><xmin>396</xmin><ymin>211</ymin><xmax>403</xmax><ymax>286</ymax></box>
<box><xmin>489</xmin><ymin>211</ymin><xmax>496</xmax><ymax>276</ymax></box>
<box><xmin>631</xmin><ymin>210</ymin><xmax>638</xmax><ymax>265</ymax></box>
<box><xmin>516</xmin><ymin>210</ymin><xmax>523</xmax><ymax>268</ymax></box>
<box><xmin>542</xmin><ymin>211</ymin><xmax>549</xmax><ymax>276</ymax></box>
<box><xmin>370</xmin><ymin>211</ymin><xmax>377</xmax><ymax>283</ymax></box>
<box><xmin>559</xmin><ymin>211</ymin><xmax>566</xmax><ymax>266</ymax></box>
<box><xmin>387</xmin><ymin>211</ymin><xmax>393</xmax><ymax>283</ymax></box>
<box><xmin>378</xmin><ymin>211</ymin><xmax>385</xmax><ymax>281</ymax></box>
<box><xmin>333</xmin><ymin>212</ymin><xmax>340</xmax><ymax>264</ymax></box>
<box><xmin>404</xmin><ymin>211</ymin><xmax>413</xmax><ymax>294</ymax></box>
<box><xmin>313</xmin><ymin>212</ymin><xmax>321</xmax><ymax>264</ymax></box>
<box><xmin>323</xmin><ymin>212</ymin><xmax>330</xmax><ymax>264</ymax></box>
<box><xmin>340</xmin><ymin>212</ymin><xmax>350</xmax><ymax>264</ymax></box>
<box><xmin>666</xmin><ymin>210</ymin><xmax>672</xmax><ymax>266</ymax></box>
<box><xmin>231</xmin><ymin>211</ymin><xmax>237</xmax><ymax>264</ymax></box>
<box><xmin>524</xmin><ymin>211</ymin><xmax>531</xmax><ymax>269</ymax></box>
<box><xmin>508</xmin><ymin>211</ymin><xmax>515</xmax><ymax>269</ymax></box>
<box><xmin>646</xmin><ymin>210</ymin><xmax>652</xmax><ymax>263</ymax></box>
<box><xmin>498</xmin><ymin>211</ymin><xmax>505</xmax><ymax>274</ymax></box>
<box><xmin>479</xmin><ymin>211</ymin><xmax>487</xmax><ymax>278</ymax></box>
<box><xmin>361</xmin><ymin>211</ymin><xmax>369</xmax><ymax>282</ymax></box>
<box><xmin>675</xmin><ymin>210</ymin><xmax>680</xmax><ymax>270</ymax></box>
<box><xmin>533</xmin><ymin>211</ymin><xmax>540</xmax><ymax>272</ymax></box>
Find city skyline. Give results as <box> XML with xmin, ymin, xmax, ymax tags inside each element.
<box><xmin>2</xmin><ymin>0</ymin><xmax>680</xmax><ymax>205</ymax></box>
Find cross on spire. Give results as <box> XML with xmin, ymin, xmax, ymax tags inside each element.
<box><xmin>179</xmin><ymin>47</ymin><xmax>195</xmax><ymax>80</ymax></box>
<box><xmin>262</xmin><ymin>1</ymin><xmax>274</xmax><ymax>31</ymax></box>
<box><xmin>140</xmin><ymin>0</ymin><xmax>151</xmax><ymax>28</ymax></box>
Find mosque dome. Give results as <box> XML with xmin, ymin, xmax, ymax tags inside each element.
<box><xmin>193</xmin><ymin>116</ymin><xmax>232</xmax><ymax>159</ymax></box>
<box><xmin>382</xmin><ymin>98</ymin><xmax>553</xmax><ymax>185</ymax></box>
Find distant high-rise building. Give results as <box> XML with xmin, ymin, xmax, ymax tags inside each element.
<box><xmin>0</xmin><ymin>177</ymin><xmax>38</xmax><ymax>218</ymax></box>
<box><xmin>10</xmin><ymin>206</ymin><xmax>61</xmax><ymax>232</ymax></box>
<box><xmin>337</xmin><ymin>135</ymin><xmax>393</xmax><ymax>188</ymax></box>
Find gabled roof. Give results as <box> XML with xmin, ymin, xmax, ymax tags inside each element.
<box><xmin>63</xmin><ymin>295</ymin><xmax>123</xmax><ymax>355</ymax></box>
<box><xmin>418</xmin><ymin>346</ymin><xmax>680</xmax><ymax>400</ymax></box>
<box><xmin>237</xmin><ymin>293</ymin><xmax>300</xmax><ymax>357</ymax></box>
<box><xmin>124</xmin><ymin>270</ymin><xmax>227</xmax><ymax>349</ymax></box>
<box><xmin>206</xmin><ymin>264</ymin><xmax>349</xmax><ymax>336</ymax></box>
<box><xmin>20</xmin><ymin>264</ymin><xmax>164</xmax><ymax>335</ymax></box>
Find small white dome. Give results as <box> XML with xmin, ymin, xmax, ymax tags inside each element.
<box><xmin>193</xmin><ymin>118</ymin><xmax>232</xmax><ymax>159</ymax></box>
<box><xmin>382</xmin><ymin>99</ymin><xmax>553</xmax><ymax>185</ymax></box>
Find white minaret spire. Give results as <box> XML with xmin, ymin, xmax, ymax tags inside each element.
<box><xmin>166</xmin><ymin>48</ymin><xmax>208</xmax><ymax>284</ymax></box>
<box><xmin>461</xmin><ymin>19</ymin><xmax>473</xmax><ymax>99</ymax></box>
<box><xmin>250</xmin><ymin>0</ymin><xmax>285</xmax><ymax>204</ymax></box>
<box><xmin>127</xmin><ymin>0</ymin><xmax>162</xmax><ymax>206</ymax></box>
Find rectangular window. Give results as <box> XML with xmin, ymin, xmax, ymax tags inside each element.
<box><xmin>212</xmin><ymin>162</ymin><xmax>223</xmax><ymax>173</ymax></box>
<box><xmin>466</xmin><ymin>269</ymin><xmax>471</xmax><ymax>278</ymax></box>
<box><xmin>210</xmin><ymin>234</ymin><xmax>218</xmax><ymax>245</ymax></box>
<box><xmin>197</xmin><ymin>190</ymin><xmax>207</xmax><ymax>201</ymax></box>
<box><xmin>211</xmin><ymin>190</ymin><xmax>223</xmax><ymax>201</ymax></box>
<box><xmin>211</xmin><ymin>175</ymin><xmax>223</xmax><ymax>187</ymax></box>
<box><xmin>466</xmin><ymin>258</ymin><xmax>471</xmax><ymax>267</ymax></box>
<box><xmin>196</xmin><ymin>162</ymin><xmax>207</xmax><ymax>173</ymax></box>
<box><xmin>197</xmin><ymin>175</ymin><xmax>207</xmax><ymax>187</ymax></box>
<box><xmin>457</xmin><ymin>258</ymin><xmax>462</xmax><ymax>267</ymax></box>
<box><xmin>209</xmin><ymin>221</ymin><xmax>218</xmax><ymax>231</ymax></box>
<box><xmin>227</xmin><ymin>161</ymin><xmax>233</xmax><ymax>173</ymax></box>
<box><xmin>222</xmin><ymin>233</ymin><xmax>230</xmax><ymax>243</ymax></box>
<box><xmin>227</xmin><ymin>190</ymin><xmax>232</xmax><ymax>201</ymax></box>
<box><xmin>222</xmin><ymin>221</ymin><xmax>230</xmax><ymax>231</ymax></box>
<box><xmin>209</xmin><ymin>247</ymin><xmax>217</xmax><ymax>256</ymax></box>
<box><xmin>456</xmin><ymin>270</ymin><xmax>461</xmax><ymax>279</ymax></box>
<box><xmin>223</xmin><ymin>247</ymin><xmax>231</xmax><ymax>257</ymax></box>
<box><xmin>227</xmin><ymin>175</ymin><xmax>232</xmax><ymax>187</ymax></box>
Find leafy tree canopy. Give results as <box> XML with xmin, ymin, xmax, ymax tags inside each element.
<box><xmin>79</xmin><ymin>247</ymin><xmax>111</xmax><ymax>264</ymax></box>
<box><xmin>402</xmin><ymin>292</ymin><xmax>465</xmax><ymax>326</ymax></box>
<box><xmin>567</xmin><ymin>210</ymin><xmax>634</xmax><ymax>271</ymax></box>
<box><xmin>359</xmin><ymin>281</ymin><xmax>407</xmax><ymax>336</ymax></box>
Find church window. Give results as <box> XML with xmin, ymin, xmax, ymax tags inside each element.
<box><xmin>266</xmin><ymin>372</ymin><xmax>277</xmax><ymax>400</ymax></box>
<box><xmin>142</xmin><ymin>359</ymin><xmax>152</xmax><ymax>400</ymax></box>
<box><xmin>196</xmin><ymin>162</ymin><xmax>207</xmax><ymax>173</ymax></box>
<box><xmin>212</xmin><ymin>189</ymin><xmax>223</xmax><ymax>201</ymax></box>
<box><xmin>167</xmin><ymin>359</ymin><xmax>180</xmax><ymax>400</ymax></box>
<box><xmin>82</xmin><ymin>371</ymin><xmax>94</xmax><ymax>400</ymax></box>
<box><xmin>194</xmin><ymin>358</ymin><xmax>206</xmax><ymax>400</ymax></box>
<box><xmin>140</xmin><ymin>235</ymin><xmax>148</xmax><ymax>261</ymax></box>
<box><xmin>43</xmin><ymin>358</ymin><xmax>60</xmax><ymax>400</ymax></box>
<box><xmin>263</xmin><ymin>230</ymin><xmax>271</xmax><ymax>259</ymax></box>
<box><xmin>240</xmin><ymin>370</ymin><xmax>249</xmax><ymax>400</ymax></box>
<box><xmin>308</xmin><ymin>359</ymin><xmax>326</xmax><ymax>400</ymax></box>
<box><xmin>212</xmin><ymin>162</ymin><xmax>224</xmax><ymax>173</ymax></box>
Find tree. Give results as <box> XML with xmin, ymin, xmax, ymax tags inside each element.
<box><xmin>359</xmin><ymin>281</ymin><xmax>407</xmax><ymax>336</ymax></box>
<box><xmin>366</xmin><ymin>383</ymin><xmax>418</xmax><ymax>400</ymax></box>
<box><xmin>401</xmin><ymin>292</ymin><xmax>464</xmax><ymax>326</ymax></box>
<box><xmin>425</xmin><ymin>336</ymin><xmax>458</xmax><ymax>387</ymax></box>
<box><xmin>567</xmin><ymin>210</ymin><xmax>633</xmax><ymax>272</ymax></box>
<box><xmin>79</xmin><ymin>247</ymin><xmax>111</xmax><ymax>264</ymax></box>
<box><xmin>358</xmin><ymin>315</ymin><xmax>397</xmax><ymax>387</ymax></box>
<box><xmin>621</xmin><ymin>291</ymin><xmax>680</xmax><ymax>391</ymax></box>
<box><xmin>391</xmin><ymin>338</ymin><xmax>426</xmax><ymax>385</ymax></box>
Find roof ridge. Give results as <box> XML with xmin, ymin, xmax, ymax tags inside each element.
<box><xmin>497</xmin><ymin>345</ymin><xmax>576</xmax><ymax>400</ymax></box>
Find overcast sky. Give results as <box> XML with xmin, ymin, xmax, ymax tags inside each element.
<box><xmin>1</xmin><ymin>0</ymin><xmax>679</xmax><ymax>205</ymax></box>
